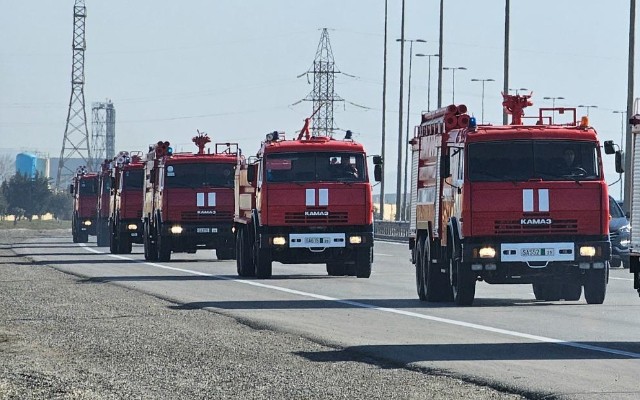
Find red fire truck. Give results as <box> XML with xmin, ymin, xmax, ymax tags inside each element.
<box><xmin>109</xmin><ymin>151</ymin><xmax>145</xmax><ymax>254</ymax></box>
<box><xmin>70</xmin><ymin>166</ymin><xmax>99</xmax><ymax>243</ymax></box>
<box><xmin>409</xmin><ymin>94</ymin><xmax>611</xmax><ymax>305</ymax></box>
<box><xmin>96</xmin><ymin>160</ymin><xmax>112</xmax><ymax>247</ymax></box>
<box><xmin>234</xmin><ymin>127</ymin><xmax>382</xmax><ymax>279</ymax></box>
<box><xmin>143</xmin><ymin>133</ymin><xmax>240</xmax><ymax>261</ymax></box>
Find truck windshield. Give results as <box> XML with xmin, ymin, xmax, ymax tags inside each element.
<box><xmin>79</xmin><ymin>179</ymin><xmax>97</xmax><ymax>195</ymax></box>
<box><xmin>165</xmin><ymin>162</ymin><xmax>235</xmax><ymax>188</ymax></box>
<box><xmin>123</xmin><ymin>169</ymin><xmax>144</xmax><ymax>190</ymax></box>
<box><xmin>467</xmin><ymin>140</ymin><xmax>600</xmax><ymax>182</ymax></box>
<box><xmin>265</xmin><ymin>152</ymin><xmax>366</xmax><ymax>183</ymax></box>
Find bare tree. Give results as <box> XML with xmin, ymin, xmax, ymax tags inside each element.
<box><xmin>0</xmin><ymin>154</ymin><xmax>14</xmax><ymax>183</ymax></box>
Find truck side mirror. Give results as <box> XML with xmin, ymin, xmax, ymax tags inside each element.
<box><xmin>603</xmin><ymin>140</ymin><xmax>616</xmax><ymax>155</ymax></box>
<box><xmin>440</xmin><ymin>152</ymin><xmax>451</xmax><ymax>178</ymax></box>
<box><xmin>615</xmin><ymin>151</ymin><xmax>624</xmax><ymax>173</ymax></box>
<box><xmin>247</xmin><ymin>164</ymin><xmax>256</xmax><ymax>183</ymax></box>
<box><xmin>68</xmin><ymin>184</ymin><xmax>74</xmax><ymax>194</ymax></box>
<box><xmin>374</xmin><ymin>164</ymin><xmax>382</xmax><ymax>182</ymax></box>
<box><xmin>372</xmin><ymin>155</ymin><xmax>383</xmax><ymax>165</ymax></box>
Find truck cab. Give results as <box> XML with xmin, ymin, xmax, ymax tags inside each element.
<box><xmin>70</xmin><ymin>167</ymin><xmax>98</xmax><ymax>243</ymax></box>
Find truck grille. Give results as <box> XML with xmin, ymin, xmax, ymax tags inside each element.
<box><xmin>284</xmin><ymin>212</ymin><xmax>348</xmax><ymax>224</ymax></box>
<box><xmin>494</xmin><ymin>219</ymin><xmax>578</xmax><ymax>235</ymax></box>
<box><xmin>181</xmin><ymin>210</ymin><xmax>233</xmax><ymax>222</ymax></box>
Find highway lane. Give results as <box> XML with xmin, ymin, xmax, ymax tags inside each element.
<box><xmin>13</xmin><ymin>235</ymin><xmax>640</xmax><ymax>399</ymax></box>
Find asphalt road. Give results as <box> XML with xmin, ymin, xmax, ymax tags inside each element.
<box><xmin>10</xmin><ymin>233</ymin><xmax>640</xmax><ymax>399</ymax></box>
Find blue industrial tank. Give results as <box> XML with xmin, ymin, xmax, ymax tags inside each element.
<box><xmin>16</xmin><ymin>153</ymin><xmax>38</xmax><ymax>178</ymax></box>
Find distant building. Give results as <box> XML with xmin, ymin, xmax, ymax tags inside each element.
<box><xmin>15</xmin><ymin>152</ymin><xmax>50</xmax><ymax>179</ymax></box>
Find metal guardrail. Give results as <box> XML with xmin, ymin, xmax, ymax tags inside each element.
<box><xmin>373</xmin><ymin>220</ymin><xmax>410</xmax><ymax>242</ymax></box>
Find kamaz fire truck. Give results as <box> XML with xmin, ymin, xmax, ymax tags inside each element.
<box><xmin>70</xmin><ymin>166</ymin><xmax>98</xmax><ymax>243</ymax></box>
<box><xmin>109</xmin><ymin>151</ymin><xmax>145</xmax><ymax>254</ymax></box>
<box><xmin>143</xmin><ymin>133</ymin><xmax>240</xmax><ymax>261</ymax></box>
<box><xmin>96</xmin><ymin>160</ymin><xmax>112</xmax><ymax>247</ymax></box>
<box><xmin>233</xmin><ymin>125</ymin><xmax>382</xmax><ymax>279</ymax></box>
<box><xmin>409</xmin><ymin>93</ymin><xmax>611</xmax><ymax>305</ymax></box>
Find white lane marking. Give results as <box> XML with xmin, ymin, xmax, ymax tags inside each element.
<box><xmin>610</xmin><ymin>277</ymin><xmax>634</xmax><ymax>281</ymax></box>
<box><xmin>77</xmin><ymin>244</ymin><xmax>640</xmax><ymax>359</ymax></box>
<box><xmin>374</xmin><ymin>253</ymin><xmax>394</xmax><ymax>257</ymax></box>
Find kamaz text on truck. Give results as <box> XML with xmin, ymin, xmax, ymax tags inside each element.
<box><xmin>234</xmin><ymin>127</ymin><xmax>382</xmax><ymax>279</ymax></box>
<box><xmin>109</xmin><ymin>151</ymin><xmax>145</xmax><ymax>254</ymax></box>
<box><xmin>409</xmin><ymin>93</ymin><xmax>611</xmax><ymax>306</ymax></box>
<box><xmin>70</xmin><ymin>166</ymin><xmax>98</xmax><ymax>243</ymax></box>
<box><xmin>143</xmin><ymin>133</ymin><xmax>240</xmax><ymax>261</ymax></box>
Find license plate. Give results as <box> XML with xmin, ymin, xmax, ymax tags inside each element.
<box><xmin>304</xmin><ymin>237</ymin><xmax>331</xmax><ymax>244</ymax></box>
<box><xmin>130</xmin><ymin>233</ymin><xmax>138</xmax><ymax>237</ymax></box>
<box><xmin>521</xmin><ymin>248</ymin><xmax>554</xmax><ymax>257</ymax></box>
<box><xmin>197</xmin><ymin>227</ymin><xmax>217</xmax><ymax>233</ymax></box>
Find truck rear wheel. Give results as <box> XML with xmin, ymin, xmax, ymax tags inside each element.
<box><xmin>236</xmin><ymin>228</ymin><xmax>254</xmax><ymax>277</ymax></box>
<box><xmin>415</xmin><ymin>237</ymin><xmax>427</xmax><ymax>300</ymax></box>
<box><xmin>584</xmin><ymin>266</ymin><xmax>608</xmax><ymax>304</ymax></box>
<box><xmin>451</xmin><ymin>258</ymin><xmax>476</xmax><ymax>306</ymax></box>
<box><xmin>96</xmin><ymin>219</ymin><xmax>109</xmax><ymax>247</ymax></box>
<box><xmin>326</xmin><ymin>262</ymin><xmax>346</xmax><ymax>276</ymax></box>
<box><xmin>255</xmin><ymin>247</ymin><xmax>272</xmax><ymax>279</ymax></box>
<box><xmin>355</xmin><ymin>248</ymin><xmax>372</xmax><ymax>278</ymax></box>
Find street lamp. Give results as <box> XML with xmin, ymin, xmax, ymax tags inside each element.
<box><xmin>397</xmin><ymin>38</ymin><xmax>426</xmax><ymax>220</ymax></box>
<box><xmin>509</xmin><ymin>87</ymin><xmax>529</xmax><ymax>95</ymax></box>
<box><xmin>415</xmin><ymin>53</ymin><xmax>439</xmax><ymax>112</ymax></box>
<box><xmin>543</xmin><ymin>96</ymin><xmax>565</xmax><ymax>123</ymax></box>
<box><xmin>613</xmin><ymin>110</ymin><xmax>627</xmax><ymax>200</ymax></box>
<box><xmin>471</xmin><ymin>78</ymin><xmax>495</xmax><ymax>124</ymax></box>
<box><xmin>577</xmin><ymin>104</ymin><xmax>598</xmax><ymax>116</ymax></box>
<box><xmin>443</xmin><ymin>67</ymin><xmax>467</xmax><ymax>103</ymax></box>
<box><xmin>394</xmin><ymin>0</ymin><xmax>406</xmax><ymax>222</ymax></box>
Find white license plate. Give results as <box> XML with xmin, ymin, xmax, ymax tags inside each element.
<box><xmin>197</xmin><ymin>227</ymin><xmax>218</xmax><ymax>233</ymax></box>
<box><xmin>304</xmin><ymin>237</ymin><xmax>331</xmax><ymax>244</ymax></box>
<box><xmin>130</xmin><ymin>233</ymin><xmax>138</xmax><ymax>237</ymax></box>
<box><xmin>521</xmin><ymin>248</ymin><xmax>554</xmax><ymax>257</ymax></box>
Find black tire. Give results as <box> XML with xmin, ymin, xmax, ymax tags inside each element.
<box><xmin>532</xmin><ymin>283</ymin><xmax>562</xmax><ymax>301</ymax></box>
<box><xmin>326</xmin><ymin>262</ymin><xmax>347</xmax><ymax>276</ymax></box>
<box><xmin>156</xmin><ymin>230</ymin><xmax>171</xmax><ymax>262</ymax></box>
<box><xmin>451</xmin><ymin>258</ymin><xmax>476</xmax><ymax>306</ymax></box>
<box><xmin>120</xmin><ymin>236</ymin><xmax>132</xmax><ymax>254</ymax></box>
<box><xmin>584</xmin><ymin>266</ymin><xmax>608</xmax><ymax>304</ymax></box>
<box><xmin>415</xmin><ymin>237</ymin><xmax>427</xmax><ymax>301</ymax></box>
<box><xmin>216</xmin><ymin>247</ymin><xmax>235</xmax><ymax>261</ymax></box>
<box><xmin>561</xmin><ymin>283</ymin><xmax>582</xmax><ymax>301</ymax></box>
<box><xmin>610</xmin><ymin>258</ymin><xmax>622</xmax><ymax>269</ymax></box>
<box><xmin>109</xmin><ymin>220</ymin><xmax>118</xmax><ymax>254</ymax></box>
<box><xmin>423</xmin><ymin>243</ymin><xmax>452</xmax><ymax>302</ymax></box>
<box><xmin>77</xmin><ymin>229</ymin><xmax>89</xmax><ymax>243</ymax></box>
<box><xmin>72</xmin><ymin>214</ymin><xmax>79</xmax><ymax>243</ymax></box>
<box><xmin>355</xmin><ymin>248</ymin><xmax>372</xmax><ymax>278</ymax></box>
<box><xmin>144</xmin><ymin>221</ymin><xmax>158</xmax><ymax>261</ymax></box>
<box><xmin>236</xmin><ymin>228</ymin><xmax>255</xmax><ymax>277</ymax></box>
<box><xmin>255</xmin><ymin>247</ymin><xmax>272</xmax><ymax>279</ymax></box>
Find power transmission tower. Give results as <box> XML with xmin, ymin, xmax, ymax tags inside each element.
<box><xmin>91</xmin><ymin>100</ymin><xmax>116</xmax><ymax>164</ymax></box>
<box><xmin>299</xmin><ymin>28</ymin><xmax>344</xmax><ymax>136</ymax></box>
<box><xmin>56</xmin><ymin>0</ymin><xmax>91</xmax><ymax>187</ymax></box>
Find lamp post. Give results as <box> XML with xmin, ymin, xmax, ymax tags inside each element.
<box><xmin>394</xmin><ymin>0</ymin><xmax>406</xmax><ymax>222</ymax></box>
<box><xmin>543</xmin><ymin>96</ymin><xmax>565</xmax><ymax>123</ymax></box>
<box><xmin>508</xmin><ymin>87</ymin><xmax>528</xmax><ymax>95</ymax></box>
<box><xmin>397</xmin><ymin>38</ymin><xmax>426</xmax><ymax>220</ymax></box>
<box><xmin>613</xmin><ymin>110</ymin><xmax>627</xmax><ymax>200</ymax></box>
<box><xmin>471</xmin><ymin>78</ymin><xmax>495</xmax><ymax>124</ymax></box>
<box><xmin>577</xmin><ymin>104</ymin><xmax>598</xmax><ymax>116</ymax></box>
<box><xmin>415</xmin><ymin>53</ymin><xmax>439</xmax><ymax>112</ymax></box>
<box><xmin>443</xmin><ymin>67</ymin><xmax>467</xmax><ymax>103</ymax></box>
<box><xmin>379</xmin><ymin>0</ymin><xmax>388</xmax><ymax>220</ymax></box>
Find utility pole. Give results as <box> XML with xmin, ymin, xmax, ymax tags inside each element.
<box><xmin>379</xmin><ymin>0</ymin><xmax>388</xmax><ymax>220</ymax></box>
<box><xmin>56</xmin><ymin>0</ymin><xmax>92</xmax><ymax>188</ymax></box>
<box><xmin>395</xmin><ymin>0</ymin><xmax>406</xmax><ymax>221</ymax></box>
<box><xmin>624</xmin><ymin>0</ymin><xmax>636</xmax><ymax>214</ymax></box>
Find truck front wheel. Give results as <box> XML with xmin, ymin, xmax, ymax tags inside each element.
<box><xmin>451</xmin><ymin>258</ymin><xmax>476</xmax><ymax>306</ymax></box>
<box><xmin>584</xmin><ymin>266</ymin><xmax>608</xmax><ymax>304</ymax></box>
<box><xmin>143</xmin><ymin>220</ymin><xmax>158</xmax><ymax>261</ymax></box>
<box><xmin>236</xmin><ymin>228</ymin><xmax>255</xmax><ymax>277</ymax></box>
<box><xmin>156</xmin><ymin>227</ymin><xmax>171</xmax><ymax>262</ymax></box>
<box><xmin>415</xmin><ymin>237</ymin><xmax>427</xmax><ymax>300</ymax></box>
<box><xmin>326</xmin><ymin>262</ymin><xmax>347</xmax><ymax>276</ymax></box>
<box><xmin>355</xmin><ymin>247</ymin><xmax>372</xmax><ymax>278</ymax></box>
<box><xmin>255</xmin><ymin>247</ymin><xmax>272</xmax><ymax>279</ymax></box>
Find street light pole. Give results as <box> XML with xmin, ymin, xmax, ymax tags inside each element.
<box><xmin>471</xmin><ymin>78</ymin><xmax>495</xmax><ymax>124</ymax></box>
<box><xmin>577</xmin><ymin>104</ymin><xmax>598</xmax><ymax>116</ymax></box>
<box><xmin>395</xmin><ymin>0</ymin><xmax>406</xmax><ymax>222</ymax></box>
<box><xmin>416</xmin><ymin>53</ymin><xmax>439</xmax><ymax>111</ymax></box>
<box><xmin>443</xmin><ymin>67</ymin><xmax>467</xmax><ymax>103</ymax></box>
<box><xmin>397</xmin><ymin>39</ymin><xmax>426</xmax><ymax>221</ymax></box>
<box><xmin>614</xmin><ymin>110</ymin><xmax>627</xmax><ymax>200</ymax></box>
<box><xmin>379</xmin><ymin>0</ymin><xmax>388</xmax><ymax>220</ymax></box>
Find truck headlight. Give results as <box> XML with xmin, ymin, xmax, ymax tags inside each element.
<box><xmin>272</xmin><ymin>236</ymin><xmax>286</xmax><ymax>246</ymax></box>
<box><xmin>479</xmin><ymin>246</ymin><xmax>496</xmax><ymax>258</ymax></box>
<box><xmin>127</xmin><ymin>224</ymin><xmax>138</xmax><ymax>230</ymax></box>
<box><xmin>579</xmin><ymin>246</ymin><xmax>596</xmax><ymax>257</ymax></box>
<box><xmin>83</xmin><ymin>220</ymin><xmax>92</xmax><ymax>226</ymax></box>
<box><xmin>349</xmin><ymin>235</ymin><xmax>363</xmax><ymax>244</ymax></box>
<box><xmin>170</xmin><ymin>225</ymin><xmax>183</xmax><ymax>234</ymax></box>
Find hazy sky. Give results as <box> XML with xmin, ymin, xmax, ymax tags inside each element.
<box><xmin>0</xmin><ymin>1</ymin><xmax>635</xmax><ymax>195</ymax></box>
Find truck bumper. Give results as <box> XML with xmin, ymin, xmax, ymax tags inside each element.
<box><xmin>461</xmin><ymin>236</ymin><xmax>610</xmax><ymax>284</ymax></box>
<box><xmin>260</xmin><ymin>230</ymin><xmax>374</xmax><ymax>264</ymax></box>
<box><xmin>118</xmin><ymin>218</ymin><xmax>144</xmax><ymax>244</ymax></box>
<box><xmin>161</xmin><ymin>222</ymin><xmax>234</xmax><ymax>251</ymax></box>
